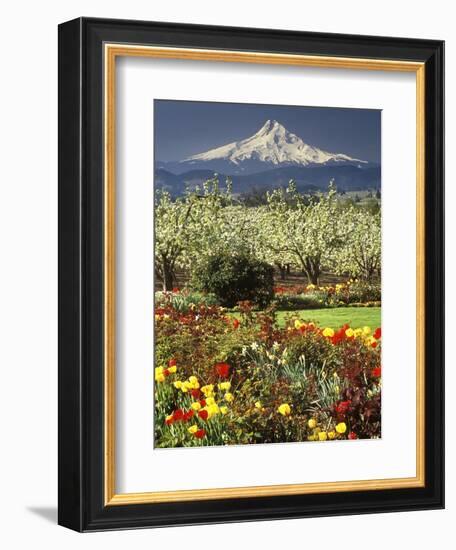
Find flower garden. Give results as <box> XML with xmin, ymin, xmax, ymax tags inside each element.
<box><xmin>155</xmin><ymin>298</ymin><xmax>381</xmax><ymax>447</ymax></box>
<box><xmin>154</xmin><ymin>180</ymin><xmax>381</xmax><ymax>448</ymax></box>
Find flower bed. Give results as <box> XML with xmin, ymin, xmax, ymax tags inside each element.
<box><xmin>154</xmin><ymin>302</ymin><xmax>381</xmax><ymax>448</ymax></box>
<box><xmin>273</xmin><ymin>280</ymin><xmax>381</xmax><ymax>310</ymax></box>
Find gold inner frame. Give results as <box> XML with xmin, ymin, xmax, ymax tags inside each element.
<box><xmin>104</xmin><ymin>44</ymin><xmax>426</xmax><ymax>506</ymax></box>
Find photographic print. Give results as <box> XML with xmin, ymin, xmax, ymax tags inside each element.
<box><xmin>154</xmin><ymin>100</ymin><xmax>381</xmax><ymax>448</ymax></box>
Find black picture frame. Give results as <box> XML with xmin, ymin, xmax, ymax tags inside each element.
<box><xmin>58</xmin><ymin>17</ymin><xmax>444</xmax><ymax>532</ymax></box>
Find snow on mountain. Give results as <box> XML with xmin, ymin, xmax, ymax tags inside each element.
<box><xmin>183</xmin><ymin>119</ymin><xmax>367</xmax><ymax>168</ymax></box>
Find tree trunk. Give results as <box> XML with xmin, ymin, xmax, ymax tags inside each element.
<box><xmin>303</xmin><ymin>257</ymin><xmax>320</xmax><ymax>286</ymax></box>
<box><xmin>276</xmin><ymin>263</ymin><xmax>287</xmax><ymax>280</ymax></box>
<box><xmin>162</xmin><ymin>259</ymin><xmax>174</xmax><ymax>291</ymax></box>
<box><xmin>305</xmin><ymin>270</ymin><xmax>320</xmax><ymax>286</ymax></box>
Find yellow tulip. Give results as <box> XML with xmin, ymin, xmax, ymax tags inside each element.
<box><xmin>322</xmin><ymin>327</ymin><xmax>335</xmax><ymax>338</ymax></box>
<box><xmin>318</xmin><ymin>431</ymin><xmax>328</xmax><ymax>441</ymax></box>
<box><xmin>224</xmin><ymin>392</ymin><xmax>234</xmax><ymax>403</ymax></box>
<box><xmin>191</xmin><ymin>402</ymin><xmax>201</xmax><ymax>411</ymax></box>
<box><xmin>336</xmin><ymin>422</ymin><xmax>347</xmax><ymax>434</ymax></box>
<box><xmin>308</xmin><ymin>418</ymin><xmax>317</xmax><ymax>429</ymax></box>
<box><xmin>277</xmin><ymin>403</ymin><xmax>291</xmax><ymax>416</ymax></box>
<box><xmin>188</xmin><ymin>425</ymin><xmax>198</xmax><ymax>434</ymax></box>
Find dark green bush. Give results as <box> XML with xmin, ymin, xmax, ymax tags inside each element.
<box><xmin>192</xmin><ymin>253</ymin><xmax>274</xmax><ymax>308</ymax></box>
<box><xmin>273</xmin><ymin>293</ymin><xmax>326</xmax><ymax>310</ymax></box>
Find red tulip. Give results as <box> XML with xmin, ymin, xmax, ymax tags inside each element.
<box><xmin>215</xmin><ymin>362</ymin><xmax>230</xmax><ymax>378</ymax></box>
<box><xmin>191</xmin><ymin>388</ymin><xmax>201</xmax><ymax>399</ymax></box>
<box><xmin>173</xmin><ymin>409</ymin><xmax>184</xmax><ymax>422</ymax></box>
<box><xmin>194</xmin><ymin>429</ymin><xmax>206</xmax><ymax>439</ymax></box>
<box><xmin>198</xmin><ymin>410</ymin><xmax>208</xmax><ymax>421</ymax></box>
<box><xmin>233</xmin><ymin>318</ymin><xmax>240</xmax><ymax>329</ymax></box>
<box><xmin>373</xmin><ymin>327</ymin><xmax>381</xmax><ymax>340</ymax></box>
<box><xmin>168</xmin><ymin>358</ymin><xmax>177</xmax><ymax>367</ymax></box>
<box><xmin>348</xmin><ymin>432</ymin><xmax>358</xmax><ymax>440</ymax></box>
<box><xmin>372</xmin><ymin>367</ymin><xmax>381</xmax><ymax>378</ymax></box>
<box><xmin>183</xmin><ymin>410</ymin><xmax>194</xmax><ymax>421</ymax></box>
<box><xmin>335</xmin><ymin>400</ymin><xmax>351</xmax><ymax>415</ymax></box>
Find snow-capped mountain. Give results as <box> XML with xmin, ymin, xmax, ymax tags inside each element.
<box><xmin>184</xmin><ymin>119</ymin><xmax>367</xmax><ymax>171</ymax></box>
<box><xmin>155</xmin><ymin>120</ymin><xmax>380</xmax><ymax>196</ymax></box>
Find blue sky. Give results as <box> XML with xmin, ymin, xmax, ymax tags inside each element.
<box><xmin>154</xmin><ymin>100</ymin><xmax>381</xmax><ymax>163</ymax></box>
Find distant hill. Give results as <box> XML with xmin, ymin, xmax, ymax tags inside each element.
<box><xmin>155</xmin><ymin>164</ymin><xmax>380</xmax><ymax>196</ymax></box>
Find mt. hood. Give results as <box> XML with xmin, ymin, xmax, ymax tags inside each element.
<box><xmin>161</xmin><ymin>120</ymin><xmax>371</xmax><ymax>176</ymax></box>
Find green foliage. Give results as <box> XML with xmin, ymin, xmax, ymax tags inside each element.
<box><xmin>155</xmin><ymin>290</ymin><xmax>219</xmax><ymax>312</ymax></box>
<box><xmin>192</xmin><ymin>253</ymin><xmax>274</xmax><ymax>308</ymax></box>
<box><xmin>274</xmin><ymin>293</ymin><xmax>326</xmax><ymax>310</ymax></box>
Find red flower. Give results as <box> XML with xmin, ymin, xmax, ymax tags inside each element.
<box><xmin>199</xmin><ymin>399</ymin><xmax>206</xmax><ymax>407</ymax></box>
<box><xmin>371</xmin><ymin>341</ymin><xmax>378</xmax><ymax>348</ymax></box>
<box><xmin>233</xmin><ymin>318</ymin><xmax>240</xmax><ymax>329</ymax></box>
<box><xmin>331</xmin><ymin>328</ymin><xmax>346</xmax><ymax>345</ymax></box>
<box><xmin>348</xmin><ymin>432</ymin><xmax>358</xmax><ymax>440</ymax></box>
<box><xmin>183</xmin><ymin>410</ymin><xmax>194</xmax><ymax>422</ymax></box>
<box><xmin>172</xmin><ymin>287</ymin><xmax>180</xmax><ymax>293</ymax></box>
<box><xmin>163</xmin><ymin>368</ymin><xmax>171</xmax><ymax>377</ymax></box>
<box><xmin>198</xmin><ymin>410</ymin><xmax>209</xmax><ymax>421</ymax></box>
<box><xmin>373</xmin><ymin>327</ymin><xmax>381</xmax><ymax>340</ymax></box>
<box><xmin>191</xmin><ymin>388</ymin><xmax>201</xmax><ymax>399</ymax></box>
<box><xmin>168</xmin><ymin>358</ymin><xmax>177</xmax><ymax>367</ymax></box>
<box><xmin>215</xmin><ymin>362</ymin><xmax>230</xmax><ymax>378</ymax></box>
<box><xmin>335</xmin><ymin>400</ymin><xmax>351</xmax><ymax>416</ymax></box>
<box><xmin>165</xmin><ymin>416</ymin><xmax>174</xmax><ymax>426</ymax></box>
<box><xmin>194</xmin><ymin>429</ymin><xmax>206</xmax><ymax>439</ymax></box>
<box><xmin>172</xmin><ymin>409</ymin><xmax>184</xmax><ymax>422</ymax></box>
<box><xmin>372</xmin><ymin>367</ymin><xmax>381</xmax><ymax>378</ymax></box>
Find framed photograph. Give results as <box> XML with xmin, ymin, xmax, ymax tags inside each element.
<box><xmin>58</xmin><ymin>17</ymin><xmax>444</xmax><ymax>531</ymax></box>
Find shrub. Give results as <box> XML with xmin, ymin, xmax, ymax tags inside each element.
<box><xmin>274</xmin><ymin>293</ymin><xmax>326</xmax><ymax>310</ymax></box>
<box><xmin>346</xmin><ymin>280</ymin><xmax>381</xmax><ymax>304</ymax></box>
<box><xmin>192</xmin><ymin>253</ymin><xmax>274</xmax><ymax>308</ymax></box>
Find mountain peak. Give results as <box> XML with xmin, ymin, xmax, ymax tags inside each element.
<box><xmin>260</xmin><ymin>119</ymin><xmax>281</xmax><ymax>129</ymax></box>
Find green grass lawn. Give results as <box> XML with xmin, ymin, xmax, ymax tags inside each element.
<box><xmin>275</xmin><ymin>307</ymin><xmax>381</xmax><ymax>329</ymax></box>
<box><xmin>229</xmin><ymin>306</ymin><xmax>380</xmax><ymax>330</ymax></box>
